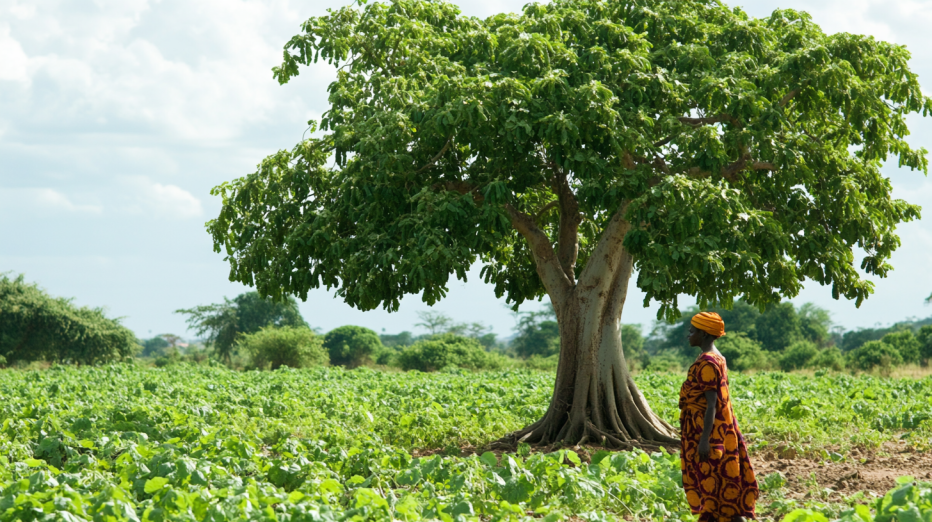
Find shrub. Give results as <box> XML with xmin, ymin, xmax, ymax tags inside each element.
<box><xmin>524</xmin><ymin>354</ymin><xmax>559</xmax><ymax>371</ymax></box>
<box><xmin>238</xmin><ymin>326</ymin><xmax>327</xmax><ymax>370</ymax></box>
<box><xmin>644</xmin><ymin>353</ymin><xmax>684</xmax><ymax>373</ymax></box>
<box><xmin>716</xmin><ymin>333</ymin><xmax>769</xmax><ymax>372</ymax></box>
<box><xmin>398</xmin><ymin>334</ymin><xmax>508</xmax><ymax>372</ymax></box>
<box><xmin>778</xmin><ymin>341</ymin><xmax>819</xmax><ymax>371</ymax></box>
<box><xmin>0</xmin><ymin>274</ymin><xmax>138</xmax><ymax>365</ymax></box>
<box><xmin>808</xmin><ymin>347</ymin><xmax>845</xmax><ymax>372</ymax></box>
<box><xmin>847</xmin><ymin>340</ymin><xmax>904</xmax><ymax>371</ymax></box>
<box><xmin>881</xmin><ymin>330</ymin><xmax>921</xmax><ymax>365</ymax></box>
<box><xmin>917</xmin><ymin>325</ymin><xmax>932</xmax><ymax>365</ymax></box>
<box><xmin>323</xmin><ymin>326</ymin><xmax>383</xmax><ymax>368</ymax></box>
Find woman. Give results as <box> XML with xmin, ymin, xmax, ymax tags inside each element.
<box><xmin>679</xmin><ymin>312</ymin><xmax>759</xmax><ymax>522</ymax></box>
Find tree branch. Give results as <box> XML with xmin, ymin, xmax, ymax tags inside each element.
<box><xmin>534</xmin><ymin>200</ymin><xmax>559</xmax><ymax>222</ymax></box>
<box><xmin>552</xmin><ymin>165</ymin><xmax>583</xmax><ymax>285</ymax></box>
<box><xmin>576</xmin><ymin>202</ymin><xmax>631</xmax><ymax>294</ymax></box>
<box><xmin>505</xmin><ymin>204</ymin><xmax>573</xmax><ymax>302</ymax></box>
<box><xmin>432</xmin><ymin>180</ymin><xmax>485</xmax><ymax>204</ymax></box>
<box><xmin>678</xmin><ymin>114</ymin><xmax>742</xmax><ymax>128</ymax></box>
<box><xmin>779</xmin><ymin>88</ymin><xmax>800</xmax><ymax>108</ymax></box>
<box><xmin>415</xmin><ymin>134</ymin><xmax>454</xmax><ymax>174</ymax></box>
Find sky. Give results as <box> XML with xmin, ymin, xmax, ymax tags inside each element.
<box><xmin>2</xmin><ymin>0</ymin><xmax>932</xmax><ymax>341</ymax></box>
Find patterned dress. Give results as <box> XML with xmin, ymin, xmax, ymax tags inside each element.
<box><xmin>679</xmin><ymin>351</ymin><xmax>758</xmax><ymax>522</ymax></box>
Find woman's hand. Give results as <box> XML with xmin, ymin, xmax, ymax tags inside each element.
<box><xmin>698</xmin><ymin>437</ymin><xmax>711</xmax><ymax>461</ymax></box>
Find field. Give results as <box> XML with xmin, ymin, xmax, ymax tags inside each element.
<box><xmin>0</xmin><ymin>365</ymin><xmax>931</xmax><ymax>521</ymax></box>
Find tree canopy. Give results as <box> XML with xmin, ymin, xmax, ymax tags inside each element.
<box><xmin>176</xmin><ymin>291</ymin><xmax>307</xmax><ymax>365</ymax></box>
<box><xmin>0</xmin><ymin>274</ymin><xmax>137</xmax><ymax>366</ymax></box>
<box><xmin>210</xmin><ymin>0</ymin><xmax>928</xmax><ymax>321</ymax></box>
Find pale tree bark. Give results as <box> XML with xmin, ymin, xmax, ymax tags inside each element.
<box><xmin>502</xmin><ymin>200</ymin><xmax>679</xmax><ymax>450</ymax></box>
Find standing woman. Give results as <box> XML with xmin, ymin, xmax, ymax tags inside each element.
<box><xmin>679</xmin><ymin>312</ymin><xmax>759</xmax><ymax>522</ymax></box>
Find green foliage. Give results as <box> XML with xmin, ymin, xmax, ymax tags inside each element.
<box><xmin>797</xmin><ymin>303</ymin><xmax>833</xmax><ymax>347</ymax></box>
<box><xmin>511</xmin><ymin>308</ymin><xmax>560</xmax><ymax>358</ymax></box>
<box><xmin>808</xmin><ymin>347</ymin><xmax>846</xmax><ymax>372</ymax></box>
<box><xmin>380</xmin><ymin>331</ymin><xmax>414</xmax><ymax>348</ymax></box>
<box><xmin>0</xmin><ymin>274</ymin><xmax>138</xmax><ymax>365</ymax></box>
<box><xmin>209</xmin><ymin>0</ymin><xmax>929</xmax><ymax>322</ymax></box>
<box><xmin>756</xmin><ymin>303</ymin><xmax>803</xmax><ymax>352</ymax></box>
<box><xmin>917</xmin><ymin>325</ymin><xmax>932</xmax><ymax>365</ymax></box>
<box><xmin>716</xmin><ymin>333</ymin><xmax>769</xmax><ymax>372</ymax></box>
<box><xmin>847</xmin><ymin>340</ymin><xmax>904</xmax><ymax>371</ymax></box>
<box><xmin>778</xmin><ymin>341</ymin><xmax>819</xmax><ymax>371</ymax></box>
<box><xmin>323</xmin><ymin>325</ymin><xmax>383</xmax><ymax>368</ymax></box>
<box><xmin>398</xmin><ymin>334</ymin><xmax>508</xmax><ymax>372</ymax></box>
<box><xmin>0</xmin><ymin>365</ymin><xmax>930</xmax><ymax>520</ymax></box>
<box><xmin>643</xmin><ymin>353</ymin><xmax>684</xmax><ymax>373</ymax></box>
<box><xmin>176</xmin><ymin>291</ymin><xmax>307</xmax><ymax>365</ymax></box>
<box><xmin>238</xmin><ymin>326</ymin><xmax>328</xmax><ymax>370</ymax></box>
<box><xmin>881</xmin><ymin>330</ymin><xmax>921</xmax><ymax>365</ymax></box>
<box><xmin>523</xmin><ymin>353</ymin><xmax>560</xmax><ymax>371</ymax></box>
<box><xmin>140</xmin><ymin>336</ymin><xmax>170</xmax><ymax>358</ymax></box>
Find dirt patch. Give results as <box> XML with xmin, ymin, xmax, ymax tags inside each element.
<box><xmin>754</xmin><ymin>442</ymin><xmax>932</xmax><ymax>499</ymax></box>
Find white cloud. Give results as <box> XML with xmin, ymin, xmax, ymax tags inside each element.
<box><xmin>0</xmin><ymin>187</ymin><xmax>102</xmax><ymax>214</ymax></box>
<box><xmin>119</xmin><ymin>176</ymin><xmax>203</xmax><ymax>219</ymax></box>
<box><xmin>0</xmin><ymin>25</ymin><xmax>29</xmax><ymax>83</ymax></box>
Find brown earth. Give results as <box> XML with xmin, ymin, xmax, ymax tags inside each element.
<box><xmin>754</xmin><ymin>441</ymin><xmax>932</xmax><ymax>500</ymax></box>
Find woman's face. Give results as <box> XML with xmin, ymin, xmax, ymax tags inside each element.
<box><xmin>687</xmin><ymin>325</ymin><xmax>705</xmax><ymax>347</ymax></box>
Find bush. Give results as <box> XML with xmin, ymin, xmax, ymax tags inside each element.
<box><xmin>398</xmin><ymin>334</ymin><xmax>508</xmax><ymax>372</ymax></box>
<box><xmin>0</xmin><ymin>274</ymin><xmax>138</xmax><ymax>365</ymax></box>
<box><xmin>716</xmin><ymin>333</ymin><xmax>769</xmax><ymax>372</ymax></box>
<box><xmin>778</xmin><ymin>341</ymin><xmax>819</xmax><ymax>371</ymax></box>
<box><xmin>324</xmin><ymin>326</ymin><xmax>383</xmax><ymax>368</ymax></box>
<box><xmin>238</xmin><ymin>326</ymin><xmax>328</xmax><ymax>370</ymax></box>
<box><xmin>524</xmin><ymin>354</ymin><xmax>559</xmax><ymax>371</ymax></box>
<box><xmin>807</xmin><ymin>347</ymin><xmax>845</xmax><ymax>371</ymax></box>
<box><xmin>643</xmin><ymin>353</ymin><xmax>684</xmax><ymax>373</ymax></box>
<box><xmin>847</xmin><ymin>340</ymin><xmax>904</xmax><ymax>371</ymax></box>
<box><xmin>881</xmin><ymin>330</ymin><xmax>921</xmax><ymax>365</ymax></box>
<box><xmin>917</xmin><ymin>325</ymin><xmax>932</xmax><ymax>365</ymax></box>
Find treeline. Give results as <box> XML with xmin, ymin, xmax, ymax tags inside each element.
<box><xmin>4</xmin><ymin>277</ymin><xmax>931</xmax><ymax>374</ymax></box>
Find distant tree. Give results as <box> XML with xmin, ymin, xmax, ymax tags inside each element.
<box><xmin>141</xmin><ymin>336</ymin><xmax>170</xmax><ymax>358</ymax></box>
<box><xmin>716</xmin><ymin>333</ymin><xmax>768</xmax><ymax>372</ymax></box>
<box><xmin>176</xmin><ymin>291</ymin><xmax>307</xmax><ymax>365</ymax></box>
<box><xmin>778</xmin><ymin>341</ymin><xmax>818</xmax><ymax>371</ymax></box>
<box><xmin>239</xmin><ymin>326</ymin><xmax>327</xmax><ymax>370</ymax></box>
<box><xmin>415</xmin><ymin>311</ymin><xmax>456</xmax><ymax>336</ymax></box>
<box><xmin>797</xmin><ymin>303</ymin><xmax>833</xmax><ymax>347</ymax></box>
<box><xmin>209</xmin><ymin>0</ymin><xmax>930</xmax><ymax>447</ymax></box>
<box><xmin>916</xmin><ymin>325</ymin><xmax>932</xmax><ymax>365</ymax></box>
<box><xmin>0</xmin><ymin>274</ymin><xmax>137</xmax><ymax>365</ymax></box>
<box><xmin>848</xmin><ymin>340</ymin><xmax>903</xmax><ymax>371</ymax></box>
<box><xmin>380</xmin><ymin>331</ymin><xmax>415</xmax><ymax>348</ymax></box>
<box><xmin>323</xmin><ymin>325</ymin><xmax>383</xmax><ymax>368</ymax></box>
<box><xmin>511</xmin><ymin>308</ymin><xmax>560</xmax><ymax>358</ymax></box>
<box><xmin>755</xmin><ymin>303</ymin><xmax>802</xmax><ymax>352</ymax></box>
<box><xmin>621</xmin><ymin>324</ymin><xmax>645</xmax><ymax>362</ymax></box>
<box><xmin>839</xmin><ymin>327</ymin><xmax>891</xmax><ymax>352</ymax></box>
<box><xmin>809</xmin><ymin>347</ymin><xmax>845</xmax><ymax>372</ymax></box>
<box><xmin>399</xmin><ymin>334</ymin><xmax>507</xmax><ymax>372</ymax></box>
<box><xmin>881</xmin><ymin>330</ymin><xmax>921</xmax><ymax>365</ymax></box>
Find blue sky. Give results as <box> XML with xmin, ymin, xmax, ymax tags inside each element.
<box><xmin>2</xmin><ymin>0</ymin><xmax>932</xmax><ymax>341</ymax></box>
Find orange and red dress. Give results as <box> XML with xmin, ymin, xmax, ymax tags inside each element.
<box><xmin>679</xmin><ymin>351</ymin><xmax>758</xmax><ymax>522</ymax></box>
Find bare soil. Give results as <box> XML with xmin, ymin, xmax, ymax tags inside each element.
<box><xmin>755</xmin><ymin>442</ymin><xmax>932</xmax><ymax>499</ymax></box>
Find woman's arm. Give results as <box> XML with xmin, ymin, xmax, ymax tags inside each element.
<box><xmin>698</xmin><ymin>389</ymin><xmax>717</xmax><ymax>461</ymax></box>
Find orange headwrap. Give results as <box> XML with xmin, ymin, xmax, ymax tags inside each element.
<box><xmin>691</xmin><ymin>312</ymin><xmax>726</xmax><ymax>338</ymax></box>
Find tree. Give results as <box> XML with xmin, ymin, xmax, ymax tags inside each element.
<box><xmin>0</xmin><ymin>274</ymin><xmax>137</xmax><ymax>365</ymax></box>
<box><xmin>398</xmin><ymin>333</ymin><xmax>507</xmax><ymax>372</ymax></box>
<box><xmin>141</xmin><ymin>336</ymin><xmax>170</xmax><ymax>358</ymax></box>
<box><xmin>797</xmin><ymin>303</ymin><xmax>832</xmax><ymax>347</ymax></box>
<box><xmin>511</xmin><ymin>308</ymin><xmax>561</xmax><ymax>358</ymax></box>
<box><xmin>208</xmin><ymin>0</ymin><xmax>929</xmax><ymax>448</ymax></box>
<box><xmin>323</xmin><ymin>325</ymin><xmax>383</xmax><ymax>367</ymax></box>
<box><xmin>238</xmin><ymin>326</ymin><xmax>328</xmax><ymax>370</ymax></box>
<box><xmin>778</xmin><ymin>340</ymin><xmax>818</xmax><ymax>371</ymax></box>
<box><xmin>880</xmin><ymin>330</ymin><xmax>920</xmax><ymax>365</ymax></box>
<box><xmin>916</xmin><ymin>325</ymin><xmax>932</xmax><ymax>365</ymax></box>
<box><xmin>716</xmin><ymin>333</ymin><xmax>768</xmax><ymax>372</ymax></box>
<box><xmin>755</xmin><ymin>302</ymin><xmax>802</xmax><ymax>351</ymax></box>
<box><xmin>176</xmin><ymin>291</ymin><xmax>307</xmax><ymax>365</ymax></box>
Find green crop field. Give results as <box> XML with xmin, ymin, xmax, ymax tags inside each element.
<box><xmin>1</xmin><ymin>365</ymin><xmax>931</xmax><ymax>521</ymax></box>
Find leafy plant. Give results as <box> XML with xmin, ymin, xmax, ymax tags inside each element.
<box><xmin>238</xmin><ymin>326</ymin><xmax>328</xmax><ymax>370</ymax></box>
<box><xmin>323</xmin><ymin>325</ymin><xmax>383</xmax><ymax>368</ymax></box>
<box><xmin>399</xmin><ymin>334</ymin><xmax>508</xmax><ymax>372</ymax></box>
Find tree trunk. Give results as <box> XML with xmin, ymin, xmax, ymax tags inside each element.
<box><xmin>511</xmin><ymin>264</ymin><xmax>679</xmax><ymax>450</ymax></box>
<box><xmin>503</xmin><ymin>196</ymin><xmax>679</xmax><ymax>450</ymax></box>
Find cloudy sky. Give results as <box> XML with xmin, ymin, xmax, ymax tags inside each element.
<box><xmin>2</xmin><ymin>0</ymin><xmax>932</xmax><ymax>341</ymax></box>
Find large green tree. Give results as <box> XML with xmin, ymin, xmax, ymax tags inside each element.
<box><xmin>209</xmin><ymin>0</ymin><xmax>929</xmax><ymax>448</ymax></box>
